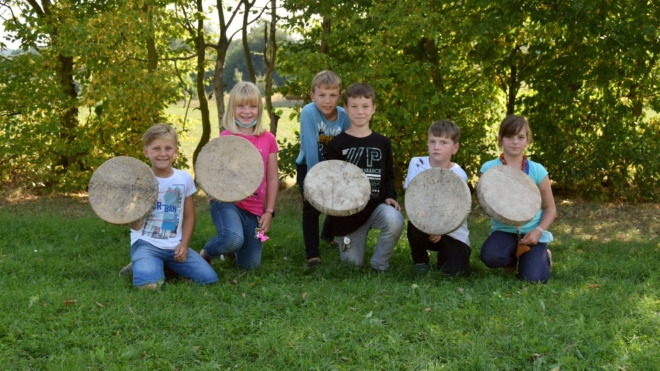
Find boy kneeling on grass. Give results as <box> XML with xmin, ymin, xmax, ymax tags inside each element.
<box><xmin>125</xmin><ymin>123</ymin><xmax>218</xmax><ymax>289</ymax></box>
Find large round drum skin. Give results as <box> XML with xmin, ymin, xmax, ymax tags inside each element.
<box><xmin>477</xmin><ymin>164</ymin><xmax>541</xmax><ymax>226</ymax></box>
<box><xmin>195</xmin><ymin>136</ymin><xmax>264</xmax><ymax>202</ymax></box>
<box><xmin>304</xmin><ymin>160</ymin><xmax>371</xmax><ymax>217</ymax></box>
<box><xmin>88</xmin><ymin>156</ymin><xmax>159</xmax><ymax>224</ymax></box>
<box><xmin>404</xmin><ymin>168</ymin><xmax>472</xmax><ymax>236</ymax></box>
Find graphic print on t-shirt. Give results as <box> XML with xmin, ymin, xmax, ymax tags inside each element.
<box><xmin>342</xmin><ymin>146</ymin><xmax>383</xmax><ymax>198</ymax></box>
<box><xmin>317</xmin><ymin>122</ymin><xmax>344</xmax><ymax>162</ymax></box>
<box><xmin>142</xmin><ymin>185</ymin><xmax>184</xmax><ymax>239</ymax></box>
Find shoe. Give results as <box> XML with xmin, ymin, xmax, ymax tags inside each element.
<box><xmin>414</xmin><ymin>263</ymin><xmax>430</xmax><ymax>273</ymax></box>
<box><xmin>307</xmin><ymin>257</ymin><xmax>321</xmax><ymax>268</ymax></box>
<box><xmin>199</xmin><ymin>249</ymin><xmax>211</xmax><ymax>264</ymax></box>
<box><xmin>119</xmin><ymin>263</ymin><xmax>132</xmax><ymax>276</ymax></box>
<box><xmin>547</xmin><ymin>249</ymin><xmax>553</xmax><ymax>270</ymax></box>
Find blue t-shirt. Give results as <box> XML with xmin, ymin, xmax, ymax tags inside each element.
<box><xmin>480</xmin><ymin>158</ymin><xmax>551</xmax><ymax>241</ymax></box>
<box><xmin>295</xmin><ymin>102</ymin><xmax>350</xmax><ymax>169</ymax></box>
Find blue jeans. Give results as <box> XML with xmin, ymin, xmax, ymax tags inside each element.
<box><xmin>204</xmin><ymin>200</ymin><xmax>262</xmax><ymax>269</ymax></box>
<box><xmin>336</xmin><ymin>203</ymin><xmax>404</xmax><ymax>270</ymax></box>
<box><xmin>480</xmin><ymin>230</ymin><xmax>551</xmax><ymax>283</ymax></box>
<box><xmin>130</xmin><ymin>240</ymin><xmax>218</xmax><ymax>287</ymax></box>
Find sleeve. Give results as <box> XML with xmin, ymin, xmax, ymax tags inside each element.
<box><xmin>267</xmin><ymin>132</ymin><xmax>279</xmax><ymax>154</ymax></box>
<box><xmin>184</xmin><ymin>171</ymin><xmax>197</xmax><ymax>197</ymax></box>
<box><xmin>403</xmin><ymin>159</ymin><xmax>417</xmax><ymax>189</ymax></box>
<box><xmin>299</xmin><ymin>106</ymin><xmax>320</xmax><ymax>168</ymax></box>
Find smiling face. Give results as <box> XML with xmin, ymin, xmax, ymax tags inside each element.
<box><xmin>143</xmin><ymin>136</ymin><xmax>178</xmax><ymax>176</ymax></box>
<box><xmin>234</xmin><ymin>99</ymin><xmax>260</xmax><ymax>127</ymax></box>
<box><xmin>311</xmin><ymin>85</ymin><xmax>342</xmax><ymax>120</ymax></box>
<box><xmin>428</xmin><ymin>134</ymin><xmax>459</xmax><ymax>168</ymax></box>
<box><xmin>344</xmin><ymin>95</ymin><xmax>376</xmax><ymax>129</ymax></box>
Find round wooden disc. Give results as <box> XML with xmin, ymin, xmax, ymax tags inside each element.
<box><xmin>404</xmin><ymin>168</ymin><xmax>472</xmax><ymax>235</ymax></box>
<box><xmin>195</xmin><ymin>136</ymin><xmax>264</xmax><ymax>202</ymax></box>
<box><xmin>88</xmin><ymin>156</ymin><xmax>158</xmax><ymax>224</ymax></box>
<box><xmin>304</xmin><ymin>160</ymin><xmax>371</xmax><ymax>216</ymax></box>
<box><xmin>477</xmin><ymin>164</ymin><xmax>541</xmax><ymax>226</ymax></box>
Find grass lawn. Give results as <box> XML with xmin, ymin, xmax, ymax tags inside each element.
<box><xmin>1</xmin><ymin>100</ymin><xmax>658</xmax><ymax>369</ymax></box>
<box><xmin>1</xmin><ymin>187</ymin><xmax>658</xmax><ymax>369</ymax></box>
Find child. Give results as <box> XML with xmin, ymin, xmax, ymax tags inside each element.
<box><xmin>296</xmin><ymin>70</ymin><xmax>351</xmax><ymax>267</ymax></box>
<box><xmin>200</xmin><ymin>82</ymin><xmax>279</xmax><ymax>269</ymax></box>
<box><xmin>403</xmin><ymin>120</ymin><xmax>471</xmax><ymax>275</ymax></box>
<box><xmin>479</xmin><ymin>115</ymin><xmax>556</xmax><ymax>283</ymax></box>
<box><xmin>128</xmin><ymin>123</ymin><xmax>218</xmax><ymax>289</ymax></box>
<box><xmin>324</xmin><ymin>82</ymin><xmax>404</xmax><ymax>271</ymax></box>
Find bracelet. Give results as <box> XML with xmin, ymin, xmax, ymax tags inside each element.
<box><xmin>265</xmin><ymin>208</ymin><xmax>275</xmax><ymax>217</ymax></box>
<box><xmin>536</xmin><ymin>226</ymin><xmax>544</xmax><ymax>233</ymax></box>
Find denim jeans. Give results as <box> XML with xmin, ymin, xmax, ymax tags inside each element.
<box><xmin>204</xmin><ymin>200</ymin><xmax>262</xmax><ymax>269</ymax></box>
<box><xmin>407</xmin><ymin>221</ymin><xmax>471</xmax><ymax>276</ymax></box>
<box><xmin>130</xmin><ymin>239</ymin><xmax>218</xmax><ymax>287</ymax></box>
<box><xmin>480</xmin><ymin>230</ymin><xmax>551</xmax><ymax>283</ymax></box>
<box><xmin>336</xmin><ymin>203</ymin><xmax>404</xmax><ymax>270</ymax></box>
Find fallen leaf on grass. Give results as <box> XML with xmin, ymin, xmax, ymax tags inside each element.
<box><xmin>349</xmin><ymin>307</ymin><xmax>356</xmax><ymax>311</ymax></box>
<box><xmin>301</xmin><ymin>291</ymin><xmax>308</xmax><ymax>301</ymax></box>
<box><xmin>424</xmin><ymin>307</ymin><xmax>431</xmax><ymax>312</ymax></box>
<box><xmin>530</xmin><ymin>353</ymin><xmax>544</xmax><ymax>361</ymax></box>
<box><xmin>228</xmin><ymin>279</ymin><xmax>238</xmax><ymax>285</ymax></box>
<box><xmin>62</xmin><ymin>299</ymin><xmax>77</xmax><ymax>306</ymax></box>
<box><xmin>142</xmin><ymin>351</ymin><xmax>147</xmax><ymax>359</ymax></box>
<box><xmin>96</xmin><ymin>302</ymin><xmax>104</xmax><ymax>308</ymax></box>
<box><xmin>589</xmin><ymin>283</ymin><xmax>601</xmax><ymax>289</ymax></box>
<box><xmin>457</xmin><ymin>287</ymin><xmax>464</xmax><ymax>294</ymax></box>
<box><xmin>576</xmin><ymin>249</ymin><xmax>584</xmax><ymax>254</ymax></box>
<box><xmin>248</xmin><ymin>282</ymin><xmax>256</xmax><ymax>287</ymax></box>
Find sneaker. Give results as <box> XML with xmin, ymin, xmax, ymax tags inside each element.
<box><xmin>306</xmin><ymin>257</ymin><xmax>321</xmax><ymax>268</ymax></box>
<box><xmin>414</xmin><ymin>263</ymin><xmax>430</xmax><ymax>273</ymax></box>
<box><xmin>547</xmin><ymin>249</ymin><xmax>553</xmax><ymax>270</ymax></box>
<box><xmin>119</xmin><ymin>263</ymin><xmax>132</xmax><ymax>276</ymax></box>
<box><xmin>199</xmin><ymin>249</ymin><xmax>211</xmax><ymax>264</ymax></box>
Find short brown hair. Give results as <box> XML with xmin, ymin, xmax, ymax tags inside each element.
<box><xmin>143</xmin><ymin>123</ymin><xmax>178</xmax><ymax>147</ymax></box>
<box><xmin>344</xmin><ymin>82</ymin><xmax>376</xmax><ymax>105</ymax></box>
<box><xmin>498</xmin><ymin>115</ymin><xmax>532</xmax><ymax>146</ymax></box>
<box><xmin>311</xmin><ymin>70</ymin><xmax>342</xmax><ymax>93</ymax></box>
<box><xmin>428</xmin><ymin>120</ymin><xmax>461</xmax><ymax>143</ymax></box>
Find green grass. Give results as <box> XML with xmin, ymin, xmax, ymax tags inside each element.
<box><xmin>1</xmin><ymin>190</ymin><xmax>658</xmax><ymax>369</ymax></box>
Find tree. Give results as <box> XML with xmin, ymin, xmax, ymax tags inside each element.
<box><xmin>278</xmin><ymin>0</ymin><xmax>659</xmax><ymax>201</ymax></box>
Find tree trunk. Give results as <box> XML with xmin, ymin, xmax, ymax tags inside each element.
<box><xmin>193</xmin><ymin>0</ymin><xmax>211</xmax><ymax>170</ymax></box>
<box><xmin>242</xmin><ymin>0</ymin><xmax>257</xmax><ymax>83</ymax></box>
<box><xmin>263</xmin><ymin>0</ymin><xmax>280</xmax><ymax>136</ymax></box>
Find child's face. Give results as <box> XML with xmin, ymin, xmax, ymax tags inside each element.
<box><xmin>428</xmin><ymin>134</ymin><xmax>458</xmax><ymax>166</ymax></box>
<box><xmin>344</xmin><ymin>96</ymin><xmax>376</xmax><ymax>129</ymax></box>
<box><xmin>234</xmin><ymin>100</ymin><xmax>259</xmax><ymax>126</ymax></box>
<box><xmin>500</xmin><ymin>130</ymin><xmax>528</xmax><ymax>157</ymax></box>
<box><xmin>311</xmin><ymin>85</ymin><xmax>342</xmax><ymax>119</ymax></box>
<box><xmin>143</xmin><ymin>137</ymin><xmax>178</xmax><ymax>173</ymax></box>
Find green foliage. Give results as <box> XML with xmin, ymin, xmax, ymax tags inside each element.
<box><xmin>0</xmin><ymin>0</ymin><xmax>192</xmax><ymax>191</ymax></box>
<box><xmin>278</xmin><ymin>0</ymin><xmax>660</xmax><ymax>201</ymax></box>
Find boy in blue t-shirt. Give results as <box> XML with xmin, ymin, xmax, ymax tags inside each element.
<box><xmin>296</xmin><ymin>71</ymin><xmax>351</xmax><ymax>267</ymax></box>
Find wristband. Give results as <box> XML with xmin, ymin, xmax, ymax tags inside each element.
<box><xmin>265</xmin><ymin>208</ymin><xmax>275</xmax><ymax>217</ymax></box>
<box><xmin>536</xmin><ymin>226</ymin><xmax>544</xmax><ymax>233</ymax></box>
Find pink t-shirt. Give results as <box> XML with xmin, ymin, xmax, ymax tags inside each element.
<box><xmin>221</xmin><ymin>130</ymin><xmax>278</xmax><ymax>216</ymax></box>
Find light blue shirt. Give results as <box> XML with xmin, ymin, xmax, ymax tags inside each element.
<box><xmin>480</xmin><ymin>158</ymin><xmax>553</xmax><ymax>243</ymax></box>
<box><xmin>295</xmin><ymin>102</ymin><xmax>350</xmax><ymax>169</ymax></box>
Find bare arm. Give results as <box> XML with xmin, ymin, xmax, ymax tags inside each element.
<box><xmin>174</xmin><ymin>194</ymin><xmax>195</xmax><ymax>262</ymax></box>
<box><xmin>520</xmin><ymin>176</ymin><xmax>556</xmax><ymax>245</ymax></box>
<box><xmin>258</xmin><ymin>152</ymin><xmax>279</xmax><ymax>233</ymax></box>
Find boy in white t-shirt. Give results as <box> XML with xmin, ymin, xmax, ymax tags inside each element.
<box><xmin>403</xmin><ymin>120</ymin><xmax>471</xmax><ymax>275</ymax></box>
<box><xmin>128</xmin><ymin>124</ymin><xmax>218</xmax><ymax>289</ymax></box>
